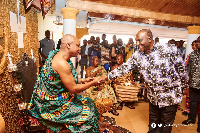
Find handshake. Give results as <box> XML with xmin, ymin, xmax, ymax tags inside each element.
<box><xmin>83</xmin><ymin>74</ymin><xmax>108</xmax><ymax>86</ymax></box>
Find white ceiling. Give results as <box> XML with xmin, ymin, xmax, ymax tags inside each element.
<box><xmin>88</xmin><ymin>21</ymin><xmax>188</xmax><ymax>40</ymax></box>
<box><xmin>46</xmin><ymin>0</ymin><xmax>189</xmax><ymax>40</ymax></box>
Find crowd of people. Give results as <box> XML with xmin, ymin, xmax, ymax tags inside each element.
<box><xmin>29</xmin><ymin>29</ymin><xmax>200</xmax><ymax>133</ymax></box>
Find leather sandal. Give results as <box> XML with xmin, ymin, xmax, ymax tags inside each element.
<box><xmin>125</xmin><ymin>102</ymin><xmax>135</xmax><ymax>109</ymax></box>
<box><xmin>128</xmin><ymin>105</ymin><xmax>135</xmax><ymax>109</ymax></box>
<box><xmin>117</xmin><ymin>103</ymin><xmax>123</xmax><ymax>110</ymax></box>
<box><xmin>108</xmin><ymin>110</ymin><xmax>119</xmax><ymax>116</ymax></box>
<box><xmin>117</xmin><ymin>105</ymin><xmax>123</xmax><ymax>110</ymax></box>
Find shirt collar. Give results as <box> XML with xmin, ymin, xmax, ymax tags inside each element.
<box><xmin>140</xmin><ymin>43</ymin><xmax>157</xmax><ymax>55</ymax></box>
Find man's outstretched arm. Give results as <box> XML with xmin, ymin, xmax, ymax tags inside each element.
<box><xmin>106</xmin><ymin>54</ymin><xmax>137</xmax><ymax>80</ymax></box>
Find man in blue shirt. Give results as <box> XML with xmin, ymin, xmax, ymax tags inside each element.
<box><xmin>176</xmin><ymin>40</ymin><xmax>186</xmax><ymax>59</ymax></box>
<box><xmin>102</xmin><ymin>29</ymin><xmax>188</xmax><ymax>133</ymax></box>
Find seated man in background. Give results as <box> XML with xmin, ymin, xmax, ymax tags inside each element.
<box><xmin>85</xmin><ymin>56</ymin><xmax>119</xmax><ymax>116</ymax></box>
<box><xmin>111</xmin><ymin>54</ymin><xmax>136</xmax><ymax>110</ymax></box>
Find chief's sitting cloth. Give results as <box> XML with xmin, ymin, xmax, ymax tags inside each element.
<box><xmin>85</xmin><ymin>66</ymin><xmax>117</xmax><ymax>104</ymax></box>
<box><xmin>28</xmin><ymin>50</ymin><xmax>100</xmax><ymax>133</ymax></box>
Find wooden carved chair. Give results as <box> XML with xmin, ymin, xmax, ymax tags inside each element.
<box><xmin>15</xmin><ymin>53</ymin><xmax>71</xmax><ymax>133</ymax></box>
<box><xmin>15</xmin><ymin>53</ymin><xmax>47</xmax><ymax>133</ymax></box>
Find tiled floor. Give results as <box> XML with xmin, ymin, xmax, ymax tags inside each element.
<box><xmin>103</xmin><ymin>95</ymin><xmax>198</xmax><ymax>133</ymax></box>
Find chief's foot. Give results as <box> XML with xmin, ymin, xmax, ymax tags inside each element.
<box><xmin>182</xmin><ymin>119</ymin><xmax>195</xmax><ymax>125</ymax></box>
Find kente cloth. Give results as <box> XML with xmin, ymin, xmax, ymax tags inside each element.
<box><xmin>28</xmin><ymin>50</ymin><xmax>100</xmax><ymax>133</ymax></box>
<box><xmin>85</xmin><ymin>66</ymin><xmax>117</xmax><ymax>103</ymax></box>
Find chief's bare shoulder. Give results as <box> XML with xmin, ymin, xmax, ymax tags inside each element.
<box><xmin>52</xmin><ymin>55</ymin><xmax>70</xmax><ymax>73</ymax></box>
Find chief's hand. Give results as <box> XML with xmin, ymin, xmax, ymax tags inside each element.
<box><xmin>84</xmin><ymin>77</ymin><xmax>94</xmax><ymax>83</ymax></box>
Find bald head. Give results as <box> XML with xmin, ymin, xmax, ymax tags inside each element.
<box><xmin>135</xmin><ymin>29</ymin><xmax>154</xmax><ymax>53</ymax></box>
<box><xmin>61</xmin><ymin>34</ymin><xmax>78</xmax><ymax>48</ymax></box>
<box><xmin>138</xmin><ymin>29</ymin><xmax>153</xmax><ymax>39</ymax></box>
<box><xmin>116</xmin><ymin>54</ymin><xmax>124</xmax><ymax>65</ymax></box>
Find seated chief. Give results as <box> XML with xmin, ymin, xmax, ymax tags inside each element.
<box><xmin>85</xmin><ymin>56</ymin><xmax>119</xmax><ymax>116</ymax></box>
<box><xmin>111</xmin><ymin>54</ymin><xmax>136</xmax><ymax>110</ymax></box>
<box><xmin>28</xmin><ymin>35</ymin><xmax>104</xmax><ymax>133</ymax></box>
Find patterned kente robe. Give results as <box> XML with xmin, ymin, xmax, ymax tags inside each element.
<box><xmin>28</xmin><ymin>50</ymin><xmax>100</xmax><ymax>133</ymax></box>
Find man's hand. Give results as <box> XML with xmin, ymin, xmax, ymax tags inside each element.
<box><xmin>101</xmin><ymin>74</ymin><xmax>108</xmax><ymax>82</ymax></box>
<box><xmin>93</xmin><ymin>76</ymin><xmax>103</xmax><ymax>86</ymax></box>
<box><xmin>183</xmin><ymin>88</ymin><xmax>189</xmax><ymax>95</ymax></box>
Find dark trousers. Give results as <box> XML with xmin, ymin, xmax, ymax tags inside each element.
<box><xmin>188</xmin><ymin>87</ymin><xmax>200</xmax><ymax>124</ymax></box>
<box><xmin>148</xmin><ymin>102</ymin><xmax>178</xmax><ymax>133</ymax></box>
<box><xmin>80</xmin><ymin>64</ymin><xmax>87</xmax><ymax>78</ymax></box>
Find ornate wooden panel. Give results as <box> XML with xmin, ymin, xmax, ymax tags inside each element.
<box><xmin>0</xmin><ymin>0</ymin><xmax>39</xmax><ymax>132</ymax></box>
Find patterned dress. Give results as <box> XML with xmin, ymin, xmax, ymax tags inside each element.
<box><xmin>85</xmin><ymin>66</ymin><xmax>117</xmax><ymax>104</ymax></box>
<box><xmin>28</xmin><ymin>50</ymin><xmax>100</xmax><ymax>133</ymax></box>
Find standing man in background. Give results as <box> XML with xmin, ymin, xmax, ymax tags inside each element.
<box><xmin>96</xmin><ymin>36</ymin><xmax>100</xmax><ymax>45</ymax></box>
<box><xmin>176</xmin><ymin>40</ymin><xmax>186</xmax><ymax>60</ymax></box>
<box><xmin>100</xmin><ymin>34</ymin><xmax>108</xmax><ymax>47</ymax></box>
<box><xmin>182</xmin><ymin>38</ymin><xmax>200</xmax><ymax>133</ymax></box>
<box><xmin>80</xmin><ymin>39</ymin><xmax>88</xmax><ymax>78</ymax></box>
<box><xmin>168</xmin><ymin>39</ymin><xmax>176</xmax><ymax>47</ymax></box>
<box><xmin>154</xmin><ymin>37</ymin><xmax>159</xmax><ymax>44</ymax></box>
<box><xmin>88</xmin><ymin>40</ymin><xmax>101</xmax><ymax>66</ymax></box>
<box><xmin>96</xmin><ymin>36</ymin><xmax>101</xmax><ymax>64</ymax></box>
<box><xmin>39</xmin><ymin>30</ymin><xmax>55</xmax><ymax>66</ymax></box>
<box><xmin>125</xmin><ymin>38</ymin><xmax>134</xmax><ymax>61</ymax></box>
<box><xmin>100</xmin><ymin>34</ymin><xmax>111</xmax><ymax>71</ymax></box>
